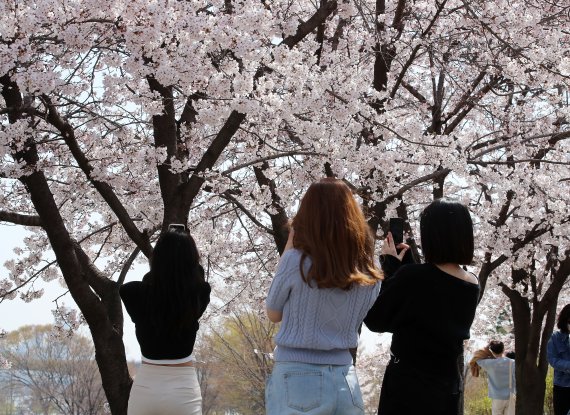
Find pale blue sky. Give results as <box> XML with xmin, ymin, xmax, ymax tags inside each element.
<box><xmin>0</xmin><ymin>223</ymin><xmax>140</xmax><ymax>359</ymax></box>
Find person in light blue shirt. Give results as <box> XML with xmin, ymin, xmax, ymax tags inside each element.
<box><xmin>265</xmin><ymin>178</ymin><xmax>382</xmax><ymax>415</ymax></box>
<box><xmin>547</xmin><ymin>304</ymin><xmax>570</xmax><ymax>415</ymax></box>
<box><xmin>476</xmin><ymin>340</ymin><xmax>515</xmax><ymax>415</ymax></box>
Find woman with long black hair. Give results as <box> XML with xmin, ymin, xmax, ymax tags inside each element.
<box><xmin>120</xmin><ymin>226</ymin><xmax>211</xmax><ymax>415</ymax></box>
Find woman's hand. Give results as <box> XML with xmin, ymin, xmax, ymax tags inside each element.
<box><xmin>381</xmin><ymin>232</ymin><xmax>410</xmax><ymax>261</ymax></box>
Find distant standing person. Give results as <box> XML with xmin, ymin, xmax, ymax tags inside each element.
<box><xmin>475</xmin><ymin>340</ymin><xmax>516</xmax><ymax>415</ymax></box>
<box><xmin>265</xmin><ymin>178</ymin><xmax>382</xmax><ymax>415</ymax></box>
<box><xmin>364</xmin><ymin>199</ymin><xmax>480</xmax><ymax>414</ymax></box>
<box><xmin>547</xmin><ymin>304</ymin><xmax>570</xmax><ymax>415</ymax></box>
<box><xmin>120</xmin><ymin>226</ymin><xmax>211</xmax><ymax>415</ymax></box>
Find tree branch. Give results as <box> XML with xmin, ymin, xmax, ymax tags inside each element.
<box><xmin>469</xmin><ymin>159</ymin><xmax>570</xmax><ymax>167</ymax></box>
<box><xmin>72</xmin><ymin>242</ymin><xmax>113</xmax><ymax>297</ymax></box>
<box><xmin>401</xmin><ymin>80</ymin><xmax>428</xmax><ymax>104</ymax></box>
<box><xmin>443</xmin><ymin>70</ymin><xmax>487</xmax><ymax>125</ymax></box>
<box><xmin>221</xmin><ymin>150</ymin><xmax>322</xmax><ymax>176</ymax></box>
<box><xmin>179</xmin><ymin>110</ymin><xmax>247</xmax><ymax>217</ymax></box>
<box><xmin>469</xmin><ymin>130</ymin><xmax>570</xmax><ymax>160</ymax></box>
<box><xmin>117</xmin><ymin>224</ymin><xmax>160</xmax><ymax>285</ymax></box>
<box><xmin>253</xmin><ymin>164</ymin><xmax>289</xmax><ymax>254</ymax></box>
<box><xmin>0</xmin><ymin>259</ymin><xmax>57</xmax><ymax>300</ymax></box>
<box><xmin>117</xmin><ymin>247</ymin><xmax>142</xmax><ymax>286</ymax></box>
<box><xmin>390</xmin><ymin>45</ymin><xmax>421</xmax><ymax>99</ymax></box>
<box><xmin>390</xmin><ymin>0</ymin><xmax>448</xmax><ymax>98</ymax></box>
<box><xmin>443</xmin><ymin>77</ymin><xmax>499</xmax><ymax>134</ymax></box>
<box><xmin>219</xmin><ymin>191</ymin><xmax>275</xmax><ymax>235</ymax></box>
<box><xmin>368</xmin><ymin>168</ymin><xmax>451</xmax><ymax>235</ymax></box>
<box><xmin>39</xmin><ymin>95</ymin><xmax>152</xmax><ymax>258</ymax></box>
<box><xmin>392</xmin><ymin>0</ymin><xmax>408</xmax><ymax>32</ymax></box>
<box><xmin>0</xmin><ymin>211</ymin><xmax>42</xmax><ymax>226</ymax></box>
<box><xmin>146</xmin><ymin>78</ymin><xmax>180</xmax><ymax>208</ymax></box>
<box><xmin>282</xmin><ymin>1</ymin><xmax>338</xmax><ymax>48</ymax></box>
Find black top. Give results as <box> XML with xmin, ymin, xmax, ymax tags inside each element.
<box><xmin>120</xmin><ymin>278</ymin><xmax>211</xmax><ymax>360</ymax></box>
<box><xmin>364</xmin><ymin>255</ymin><xmax>479</xmax><ymax>379</ymax></box>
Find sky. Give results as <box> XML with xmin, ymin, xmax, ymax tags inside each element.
<box><xmin>0</xmin><ymin>223</ymin><xmax>385</xmax><ymax>361</ymax></box>
<box><xmin>0</xmin><ymin>223</ymin><xmax>140</xmax><ymax>359</ymax></box>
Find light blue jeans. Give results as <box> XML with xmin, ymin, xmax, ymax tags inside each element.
<box><xmin>265</xmin><ymin>362</ymin><xmax>365</xmax><ymax>415</ymax></box>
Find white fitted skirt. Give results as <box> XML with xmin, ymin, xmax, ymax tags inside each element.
<box><xmin>128</xmin><ymin>364</ymin><xmax>202</xmax><ymax>415</ymax></box>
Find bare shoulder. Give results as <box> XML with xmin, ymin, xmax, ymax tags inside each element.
<box><xmin>461</xmin><ymin>270</ymin><xmax>479</xmax><ymax>285</ymax></box>
<box><xmin>433</xmin><ymin>264</ymin><xmax>479</xmax><ymax>285</ymax></box>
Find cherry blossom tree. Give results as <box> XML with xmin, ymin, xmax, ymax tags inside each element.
<box><xmin>1</xmin><ymin>0</ymin><xmax>569</xmax><ymax>414</ymax></box>
<box><xmin>0</xmin><ymin>0</ymin><xmax>341</xmax><ymax>412</ymax></box>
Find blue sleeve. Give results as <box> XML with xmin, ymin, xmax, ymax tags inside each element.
<box><xmin>266</xmin><ymin>250</ymin><xmax>299</xmax><ymax>312</ymax></box>
<box><xmin>476</xmin><ymin>358</ymin><xmax>494</xmax><ymax>369</ymax></box>
<box><xmin>547</xmin><ymin>333</ymin><xmax>570</xmax><ymax>373</ymax></box>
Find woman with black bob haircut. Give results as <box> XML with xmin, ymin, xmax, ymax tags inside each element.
<box><xmin>547</xmin><ymin>304</ymin><xmax>570</xmax><ymax>415</ymax></box>
<box><xmin>420</xmin><ymin>199</ymin><xmax>475</xmax><ymax>265</ymax></box>
<box><xmin>364</xmin><ymin>199</ymin><xmax>480</xmax><ymax>414</ymax></box>
<box><xmin>120</xmin><ymin>226</ymin><xmax>211</xmax><ymax>415</ymax></box>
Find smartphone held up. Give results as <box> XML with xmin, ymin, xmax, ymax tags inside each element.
<box><xmin>389</xmin><ymin>218</ymin><xmax>405</xmax><ymax>245</ymax></box>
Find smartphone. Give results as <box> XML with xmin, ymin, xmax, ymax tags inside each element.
<box><xmin>389</xmin><ymin>218</ymin><xmax>405</xmax><ymax>245</ymax></box>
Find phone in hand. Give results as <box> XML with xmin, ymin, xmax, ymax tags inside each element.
<box><xmin>389</xmin><ymin>218</ymin><xmax>405</xmax><ymax>245</ymax></box>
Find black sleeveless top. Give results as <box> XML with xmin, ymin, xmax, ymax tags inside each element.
<box><xmin>120</xmin><ymin>278</ymin><xmax>211</xmax><ymax>360</ymax></box>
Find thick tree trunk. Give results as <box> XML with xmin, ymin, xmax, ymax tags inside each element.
<box><xmin>90</xmin><ymin>312</ymin><xmax>132</xmax><ymax>415</ymax></box>
<box><xmin>2</xmin><ymin>74</ymin><xmax>132</xmax><ymax>415</ymax></box>
<box><xmin>505</xmin><ymin>269</ymin><xmax>564</xmax><ymax>415</ymax></box>
<box><xmin>21</xmin><ymin>170</ymin><xmax>133</xmax><ymax>415</ymax></box>
<box><xmin>515</xmin><ymin>360</ymin><xmax>546</xmax><ymax>415</ymax></box>
<box><xmin>20</xmin><ymin>168</ymin><xmax>133</xmax><ymax>415</ymax></box>
<box><xmin>509</xmin><ymin>299</ymin><xmax>549</xmax><ymax>415</ymax></box>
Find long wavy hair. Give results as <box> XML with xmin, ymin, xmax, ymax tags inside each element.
<box><xmin>292</xmin><ymin>178</ymin><xmax>382</xmax><ymax>289</ymax></box>
<box><xmin>145</xmin><ymin>230</ymin><xmax>206</xmax><ymax>332</ymax></box>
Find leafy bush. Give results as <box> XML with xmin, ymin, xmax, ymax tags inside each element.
<box><xmin>465</xmin><ymin>373</ymin><xmax>492</xmax><ymax>415</ymax></box>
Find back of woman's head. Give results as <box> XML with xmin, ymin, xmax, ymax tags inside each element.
<box><xmin>147</xmin><ymin>229</ymin><xmax>205</xmax><ymax>330</ymax></box>
<box><xmin>292</xmin><ymin>178</ymin><xmax>382</xmax><ymax>289</ymax></box>
<box><xmin>151</xmin><ymin>230</ymin><xmax>200</xmax><ymax>280</ymax></box>
<box><xmin>557</xmin><ymin>304</ymin><xmax>570</xmax><ymax>333</ymax></box>
<box><xmin>420</xmin><ymin>199</ymin><xmax>474</xmax><ymax>265</ymax></box>
<box><xmin>488</xmin><ymin>340</ymin><xmax>504</xmax><ymax>355</ymax></box>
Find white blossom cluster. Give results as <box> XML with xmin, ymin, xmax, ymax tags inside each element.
<box><xmin>0</xmin><ymin>0</ymin><xmax>568</xmax><ymax>341</ymax></box>
<box><xmin>52</xmin><ymin>305</ymin><xmax>85</xmax><ymax>339</ymax></box>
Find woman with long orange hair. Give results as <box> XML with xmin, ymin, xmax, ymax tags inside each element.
<box><xmin>265</xmin><ymin>178</ymin><xmax>382</xmax><ymax>415</ymax></box>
